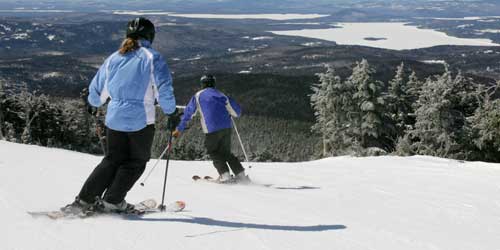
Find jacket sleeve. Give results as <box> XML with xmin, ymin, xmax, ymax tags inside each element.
<box><xmin>87</xmin><ymin>59</ymin><xmax>111</xmax><ymax>107</ymax></box>
<box><xmin>176</xmin><ymin>95</ymin><xmax>197</xmax><ymax>132</ymax></box>
<box><xmin>153</xmin><ymin>54</ymin><xmax>176</xmax><ymax>115</ymax></box>
<box><xmin>225</xmin><ymin>96</ymin><xmax>242</xmax><ymax>118</ymax></box>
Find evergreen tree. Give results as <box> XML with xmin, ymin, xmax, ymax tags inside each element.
<box><xmin>310</xmin><ymin>64</ymin><xmax>356</xmax><ymax>156</ymax></box>
<box><xmin>470</xmin><ymin>82</ymin><xmax>500</xmax><ymax>162</ymax></box>
<box><xmin>349</xmin><ymin>59</ymin><xmax>392</xmax><ymax>151</ymax></box>
<box><xmin>394</xmin><ymin>134</ymin><xmax>413</xmax><ymax>156</ymax></box>
<box><xmin>14</xmin><ymin>84</ymin><xmax>38</xmax><ymax>144</ymax></box>
<box><xmin>410</xmin><ymin>66</ymin><xmax>476</xmax><ymax>159</ymax></box>
<box><xmin>0</xmin><ymin>79</ymin><xmax>5</xmax><ymax>140</ymax></box>
<box><xmin>407</xmin><ymin>71</ymin><xmax>423</xmax><ymax>106</ymax></box>
<box><xmin>4</xmin><ymin>122</ymin><xmax>16</xmax><ymax>142</ymax></box>
<box><xmin>387</xmin><ymin>63</ymin><xmax>413</xmax><ymax>140</ymax></box>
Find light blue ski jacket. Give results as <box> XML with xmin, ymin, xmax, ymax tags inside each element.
<box><xmin>88</xmin><ymin>40</ymin><xmax>176</xmax><ymax>132</ymax></box>
<box><xmin>177</xmin><ymin>87</ymin><xmax>241</xmax><ymax>134</ymax></box>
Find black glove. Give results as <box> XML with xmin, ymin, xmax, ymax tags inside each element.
<box><xmin>81</xmin><ymin>87</ymin><xmax>98</xmax><ymax>116</ymax></box>
<box><xmin>166</xmin><ymin>108</ymin><xmax>182</xmax><ymax>131</ymax></box>
<box><xmin>87</xmin><ymin>105</ymin><xmax>98</xmax><ymax>116</ymax></box>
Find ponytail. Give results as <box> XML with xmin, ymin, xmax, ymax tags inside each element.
<box><xmin>119</xmin><ymin>37</ymin><xmax>139</xmax><ymax>55</ymax></box>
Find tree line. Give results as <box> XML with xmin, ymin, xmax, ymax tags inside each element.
<box><xmin>0</xmin><ymin>79</ymin><xmax>319</xmax><ymax>162</ymax></box>
<box><xmin>311</xmin><ymin>59</ymin><xmax>500</xmax><ymax>162</ymax></box>
<box><xmin>2</xmin><ymin>59</ymin><xmax>499</xmax><ymax>163</ymax></box>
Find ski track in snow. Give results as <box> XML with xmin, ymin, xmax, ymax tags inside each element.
<box><xmin>1</xmin><ymin>141</ymin><xmax>500</xmax><ymax>250</ymax></box>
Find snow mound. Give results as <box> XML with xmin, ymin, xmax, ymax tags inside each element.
<box><xmin>1</xmin><ymin>141</ymin><xmax>499</xmax><ymax>250</ymax></box>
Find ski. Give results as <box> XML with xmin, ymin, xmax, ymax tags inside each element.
<box><xmin>191</xmin><ymin>175</ymin><xmax>255</xmax><ymax>185</ymax></box>
<box><xmin>192</xmin><ymin>175</ymin><xmax>278</xmax><ymax>188</ymax></box>
<box><xmin>192</xmin><ymin>175</ymin><xmax>236</xmax><ymax>184</ymax></box>
<box><xmin>192</xmin><ymin>175</ymin><xmax>216</xmax><ymax>182</ymax></box>
<box><xmin>28</xmin><ymin>199</ymin><xmax>186</xmax><ymax>220</ymax></box>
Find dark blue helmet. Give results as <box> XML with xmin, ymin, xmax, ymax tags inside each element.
<box><xmin>200</xmin><ymin>74</ymin><xmax>216</xmax><ymax>88</ymax></box>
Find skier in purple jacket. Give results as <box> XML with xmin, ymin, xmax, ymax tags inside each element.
<box><xmin>173</xmin><ymin>75</ymin><xmax>249</xmax><ymax>183</ymax></box>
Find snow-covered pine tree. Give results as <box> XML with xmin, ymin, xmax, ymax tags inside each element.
<box><xmin>15</xmin><ymin>84</ymin><xmax>38</xmax><ymax>144</ymax></box>
<box><xmin>348</xmin><ymin>59</ymin><xmax>392</xmax><ymax>152</ymax></box>
<box><xmin>470</xmin><ymin>81</ymin><xmax>500</xmax><ymax>162</ymax></box>
<box><xmin>393</xmin><ymin>70</ymin><xmax>423</xmax><ymax>155</ymax></box>
<box><xmin>0</xmin><ymin>79</ymin><xmax>5</xmax><ymax>139</ymax></box>
<box><xmin>30</xmin><ymin>94</ymin><xmax>67</xmax><ymax>147</ymax></box>
<box><xmin>311</xmin><ymin>64</ymin><xmax>358</xmax><ymax>156</ymax></box>
<box><xmin>4</xmin><ymin>122</ymin><xmax>16</xmax><ymax>142</ymax></box>
<box><xmin>72</xmin><ymin>88</ymin><xmax>97</xmax><ymax>152</ymax></box>
<box><xmin>387</xmin><ymin>62</ymin><xmax>413</xmax><ymax>141</ymax></box>
<box><xmin>407</xmin><ymin>71</ymin><xmax>423</xmax><ymax>105</ymax></box>
<box><xmin>12</xmin><ymin>85</ymin><xmax>63</xmax><ymax>146</ymax></box>
<box><xmin>410</xmin><ymin>66</ymin><xmax>476</xmax><ymax>159</ymax></box>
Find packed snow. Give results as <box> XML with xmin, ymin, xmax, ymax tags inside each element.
<box><xmin>41</xmin><ymin>72</ymin><xmax>63</xmax><ymax>79</ymax></box>
<box><xmin>457</xmin><ymin>24</ymin><xmax>474</xmax><ymax>29</ymax></box>
<box><xmin>113</xmin><ymin>11</ymin><xmax>173</xmax><ymax>16</ymax></box>
<box><xmin>167</xmin><ymin>14</ymin><xmax>329</xmax><ymax>20</ymax></box>
<box><xmin>1</xmin><ymin>141</ymin><xmax>500</xmax><ymax>250</ymax></box>
<box><xmin>251</xmin><ymin>36</ymin><xmax>274</xmax><ymax>41</ymax></box>
<box><xmin>112</xmin><ymin>12</ymin><xmax>329</xmax><ymax>20</ymax></box>
<box><xmin>301</xmin><ymin>42</ymin><xmax>323</xmax><ymax>47</ymax></box>
<box><xmin>428</xmin><ymin>16</ymin><xmax>500</xmax><ymax>21</ymax></box>
<box><xmin>480</xmin><ymin>29</ymin><xmax>500</xmax><ymax>34</ymax></box>
<box><xmin>273</xmin><ymin>22</ymin><xmax>322</xmax><ymax>25</ymax></box>
<box><xmin>270</xmin><ymin>22</ymin><xmax>500</xmax><ymax>50</ymax></box>
<box><xmin>11</xmin><ymin>33</ymin><xmax>29</xmax><ymax>40</ymax></box>
<box><xmin>0</xmin><ymin>24</ymin><xmax>12</xmax><ymax>32</ymax></box>
<box><xmin>421</xmin><ymin>60</ymin><xmax>447</xmax><ymax>65</ymax></box>
<box><xmin>38</xmin><ymin>51</ymin><xmax>66</xmax><ymax>56</ymax></box>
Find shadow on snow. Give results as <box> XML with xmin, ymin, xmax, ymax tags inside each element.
<box><xmin>273</xmin><ymin>186</ymin><xmax>320</xmax><ymax>190</ymax></box>
<box><xmin>127</xmin><ymin>215</ymin><xmax>346</xmax><ymax>232</ymax></box>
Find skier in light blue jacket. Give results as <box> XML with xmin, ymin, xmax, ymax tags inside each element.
<box><xmin>63</xmin><ymin>17</ymin><xmax>181</xmax><ymax>214</ymax></box>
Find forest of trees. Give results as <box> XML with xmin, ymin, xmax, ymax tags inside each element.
<box><xmin>0</xmin><ymin>79</ymin><xmax>319</xmax><ymax>162</ymax></box>
<box><xmin>2</xmin><ymin>59</ymin><xmax>499</xmax><ymax>163</ymax></box>
<box><xmin>0</xmin><ymin>81</ymin><xmax>104</xmax><ymax>154</ymax></box>
<box><xmin>311</xmin><ymin>60</ymin><xmax>500</xmax><ymax>162</ymax></box>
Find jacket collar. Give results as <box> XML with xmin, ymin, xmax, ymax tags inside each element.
<box><xmin>139</xmin><ymin>39</ymin><xmax>151</xmax><ymax>48</ymax></box>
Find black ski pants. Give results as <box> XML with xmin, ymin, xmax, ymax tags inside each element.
<box><xmin>205</xmin><ymin>128</ymin><xmax>244</xmax><ymax>176</ymax></box>
<box><xmin>78</xmin><ymin>125</ymin><xmax>155</xmax><ymax>204</ymax></box>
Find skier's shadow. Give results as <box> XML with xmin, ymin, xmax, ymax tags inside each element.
<box><xmin>273</xmin><ymin>186</ymin><xmax>320</xmax><ymax>190</ymax></box>
<box><xmin>127</xmin><ymin>215</ymin><xmax>346</xmax><ymax>232</ymax></box>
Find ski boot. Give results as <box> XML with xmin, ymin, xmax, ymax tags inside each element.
<box><xmin>95</xmin><ymin>198</ymin><xmax>135</xmax><ymax>214</ymax></box>
<box><xmin>216</xmin><ymin>172</ymin><xmax>235</xmax><ymax>184</ymax></box>
<box><xmin>60</xmin><ymin>197</ymin><xmax>96</xmax><ymax>217</ymax></box>
<box><xmin>234</xmin><ymin>171</ymin><xmax>251</xmax><ymax>184</ymax></box>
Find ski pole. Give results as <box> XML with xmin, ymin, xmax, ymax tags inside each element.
<box><xmin>159</xmin><ymin>129</ymin><xmax>174</xmax><ymax>212</ymax></box>
<box><xmin>140</xmin><ymin>142</ymin><xmax>172</xmax><ymax>186</ymax></box>
<box><xmin>231</xmin><ymin>117</ymin><xmax>250</xmax><ymax>167</ymax></box>
<box><xmin>94</xmin><ymin>110</ymin><xmax>106</xmax><ymax>155</ymax></box>
<box><xmin>141</xmin><ymin>105</ymin><xmax>185</xmax><ymax>186</ymax></box>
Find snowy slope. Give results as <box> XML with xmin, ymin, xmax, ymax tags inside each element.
<box><xmin>1</xmin><ymin>140</ymin><xmax>500</xmax><ymax>250</ymax></box>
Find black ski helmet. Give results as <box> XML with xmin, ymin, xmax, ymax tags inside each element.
<box><xmin>126</xmin><ymin>17</ymin><xmax>155</xmax><ymax>43</ymax></box>
<box><xmin>200</xmin><ymin>74</ymin><xmax>216</xmax><ymax>88</ymax></box>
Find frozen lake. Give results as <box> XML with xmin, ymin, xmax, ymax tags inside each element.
<box><xmin>0</xmin><ymin>9</ymin><xmax>74</xmax><ymax>13</ymax></box>
<box><xmin>270</xmin><ymin>22</ymin><xmax>500</xmax><ymax>50</ymax></box>
<box><xmin>113</xmin><ymin>12</ymin><xmax>329</xmax><ymax>20</ymax></box>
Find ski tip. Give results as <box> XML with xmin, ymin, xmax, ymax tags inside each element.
<box><xmin>175</xmin><ymin>200</ymin><xmax>186</xmax><ymax>210</ymax></box>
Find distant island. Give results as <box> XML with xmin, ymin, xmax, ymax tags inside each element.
<box><xmin>364</xmin><ymin>37</ymin><xmax>387</xmax><ymax>41</ymax></box>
